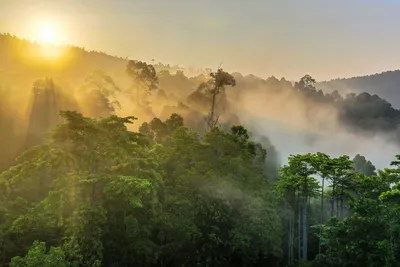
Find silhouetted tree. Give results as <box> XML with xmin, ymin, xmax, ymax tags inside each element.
<box><xmin>126</xmin><ymin>60</ymin><xmax>158</xmax><ymax>106</ymax></box>
<box><xmin>197</xmin><ymin>68</ymin><xmax>236</xmax><ymax>129</ymax></box>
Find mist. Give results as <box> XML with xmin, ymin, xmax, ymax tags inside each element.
<box><xmin>246</xmin><ymin>116</ymin><xmax>397</xmax><ymax>170</ymax></box>
<box><xmin>2</xmin><ymin>11</ymin><xmax>400</xmax><ymax>266</ymax></box>
<box><xmin>1</xmin><ymin>33</ymin><xmax>400</xmax><ymax>174</ymax></box>
<box><xmin>234</xmin><ymin>80</ymin><xmax>399</xmax><ymax>170</ymax></box>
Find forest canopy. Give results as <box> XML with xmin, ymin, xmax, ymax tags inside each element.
<box><xmin>1</xmin><ymin>33</ymin><xmax>400</xmax><ymax>266</ymax></box>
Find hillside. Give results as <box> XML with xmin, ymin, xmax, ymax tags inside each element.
<box><xmin>1</xmin><ymin>32</ymin><xmax>400</xmax><ymax>171</ymax></box>
<box><xmin>3</xmin><ymin>32</ymin><xmax>400</xmax><ymax>267</ymax></box>
<box><xmin>3</xmin><ymin>33</ymin><xmax>400</xmax><ymax>108</ymax></box>
<box><xmin>317</xmin><ymin>70</ymin><xmax>400</xmax><ymax>108</ymax></box>
<box><xmin>2</xmin><ymin>33</ymin><xmax>400</xmax><ymax>106</ymax></box>
<box><xmin>0</xmin><ymin>33</ymin><xmax>204</xmax><ymax>86</ymax></box>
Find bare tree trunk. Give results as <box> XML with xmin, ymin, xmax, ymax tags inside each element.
<box><xmin>302</xmin><ymin>195</ymin><xmax>308</xmax><ymax>262</ymax></box>
<box><xmin>290</xmin><ymin>211</ymin><xmax>294</xmax><ymax>264</ymax></box>
<box><xmin>207</xmin><ymin>91</ymin><xmax>218</xmax><ymax>129</ymax></box>
<box><xmin>210</xmin><ymin>92</ymin><xmax>216</xmax><ymax>125</ymax></box>
<box><xmin>389</xmin><ymin>223</ymin><xmax>394</xmax><ymax>258</ymax></box>
<box><xmin>319</xmin><ymin>177</ymin><xmax>325</xmax><ymax>254</ymax></box>
<box><xmin>298</xmin><ymin>193</ymin><xmax>301</xmax><ymax>264</ymax></box>
<box><xmin>336</xmin><ymin>193</ymin><xmax>339</xmax><ymax>218</ymax></box>
<box><xmin>288</xmin><ymin>212</ymin><xmax>292</xmax><ymax>264</ymax></box>
<box><xmin>340</xmin><ymin>183</ymin><xmax>344</xmax><ymax>220</ymax></box>
<box><xmin>331</xmin><ymin>184</ymin><xmax>335</xmax><ymax>217</ymax></box>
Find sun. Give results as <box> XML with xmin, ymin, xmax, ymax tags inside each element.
<box><xmin>37</xmin><ymin>24</ymin><xmax>58</xmax><ymax>44</ymax></box>
<box><xmin>29</xmin><ymin>20</ymin><xmax>68</xmax><ymax>60</ymax></box>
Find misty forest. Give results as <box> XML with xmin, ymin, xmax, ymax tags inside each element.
<box><xmin>2</xmin><ymin>33</ymin><xmax>400</xmax><ymax>267</ymax></box>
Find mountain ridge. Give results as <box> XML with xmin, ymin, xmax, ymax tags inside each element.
<box><xmin>2</xmin><ymin>32</ymin><xmax>399</xmax><ymax>89</ymax></box>
<box><xmin>1</xmin><ymin>32</ymin><xmax>400</xmax><ymax>171</ymax></box>
<box><xmin>317</xmin><ymin>70</ymin><xmax>400</xmax><ymax>108</ymax></box>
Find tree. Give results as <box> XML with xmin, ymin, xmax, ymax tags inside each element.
<box><xmin>310</xmin><ymin>152</ymin><xmax>333</xmax><ymax>254</ymax></box>
<box><xmin>10</xmin><ymin>241</ymin><xmax>69</xmax><ymax>267</ymax></box>
<box><xmin>353</xmin><ymin>154</ymin><xmax>377</xmax><ymax>176</ymax></box>
<box><xmin>295</xmin><ymin>75</ymin><xmax>317</xmax><ymax>95</ymax></box>
<box><xmin>126</xmin><ymin>60</ymin><xmax>158</xmax><ymax>106</ymax></box>
<box><xmin>1</xmin><ymin>110</ymin><xmax>286</xmax><ymax>266</ymax></box>
<box><xmin>278</xmin><ymin>154</ymin><xmax>319</xmax><ymax>263</ymax></box>
<box><xmin>196</xmin><ymin>68</ymin><xmax>236</xmax><ymax>130</ymax></box>
<box><xmin>0</xmin><ymin>111</ymin><xmax>161</xmax><ymax>266</ymax></box>
<box><xmin>329</xmin><ymin>156</ymin><xmax>354</xmax><ymax>220</ymax></box>
<box><xmin>78</xmin><ymin>70</ymin><xmax>121</xmax><ymax>118</ymax></box>
<box><xmin>315</xmin><ymin>171</ymin><xmax>400</xmax><ymax>267</ymax></box>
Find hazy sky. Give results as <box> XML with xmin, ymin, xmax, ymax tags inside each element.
<box><xmin>1</xmin><ymin>0</ymin><xmax>400</xmax><ymax>81</ymax></box>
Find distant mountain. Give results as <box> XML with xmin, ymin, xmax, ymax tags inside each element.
<box><xmin>317</xmin><ymin>70</ymin><xmax>400</xmax><ymax>108</ymax></box>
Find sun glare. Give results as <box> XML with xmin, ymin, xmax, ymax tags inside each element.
<box><xmin>38</xmin><ymin>24</ymin><xmax>57</xmax><ymax>44</ymax></box>
<box><xmin>27</xmin><ymin>17</ymin><xmax>67</xmax><ymax>46</ymax></box>
<box><xmin>27</xmin><ymin>19</ymin><xmax>68</xmax><ymax>61</ymax></box>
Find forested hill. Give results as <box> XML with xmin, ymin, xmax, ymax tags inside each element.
<box><xmin>2</xmin><ymin>32</ymin><xmax>400</xmax><ymax>170</ymax></box>
<box><xmin>3</xmin><ymin>32</ymin><xmax>400</xmax><ymax>109</ymax></box>
<box><xmin>0</xmin><ymin>33</ymin><xmax>198</xmax><ymax>88</ymax></box>
<box><xmin>317</xmin><ymin>70</ymin><xmax>400</xmax><ymax>108</ymax></box>
<box><xmin>4</xmin><ymin>32</ymin><xmax>400</xmax><ymax>267</ymax></box>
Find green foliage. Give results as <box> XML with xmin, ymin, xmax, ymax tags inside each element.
<box><xmin>4</xmin><ymin>33</ymin><xmax>400</xmax><ymax>267</ymax></box>
<box><xmin>10</xmin><ymin>241</ymin><xmax>68</xmax><ymax>267</ymax></box>
<box><xmin>0</xmin><ymin>111</ymin><xmax>283</xmax><ymax>267</ymax></box>
<box><xmin>313</xmin><ymin>158</ymin><xmax>400</xmax><ymax>267</ymax></box>
<box><xmin>3</xmin><ymin>107</ymin><xmax>400</xmax><ymax>267</ymax></box>
<box><xmin>353</xmin><ymin>154</ymin><xmax>377</xmax><ymax>176</ymax></box>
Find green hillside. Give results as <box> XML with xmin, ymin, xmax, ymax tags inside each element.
<box><xmin>2</xmin><ymin>33</ymin><xmax>400</xmax><ymax>267</ymax></box>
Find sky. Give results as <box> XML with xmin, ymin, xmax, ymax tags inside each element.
<box><xmin>1</xmin><ymin>0</ymin><xmax>400</xmax><ymax>81</ymax></box>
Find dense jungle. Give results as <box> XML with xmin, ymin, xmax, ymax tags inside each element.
<box><xmin>1</xmin><ymin>32</ymin><xmax>400</xmax><ymax>267</ymax></box>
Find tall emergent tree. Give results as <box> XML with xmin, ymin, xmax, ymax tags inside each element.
<box><xmin>196</xmin><ymin>68</ymin><xmax>236</xmax><ymax>130</ymax></box>
<box><xmin>329</xmin><ymin>155</ymin><xmax>354</xmax><ymax>220</ymax></box>
<box><xmin>126</xmin><ymin>60</ymin><xmax>158</xmax><ymax>106</ymax></box>
<box><xmin>310</xmin><ymin>152</ymin><xmax>333</xmax><ymax>254</ymax></box>
<box><xmin>278</xmin><ymin>153</ymin><xmax>319</xmax><ymax>263</ymax></box>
